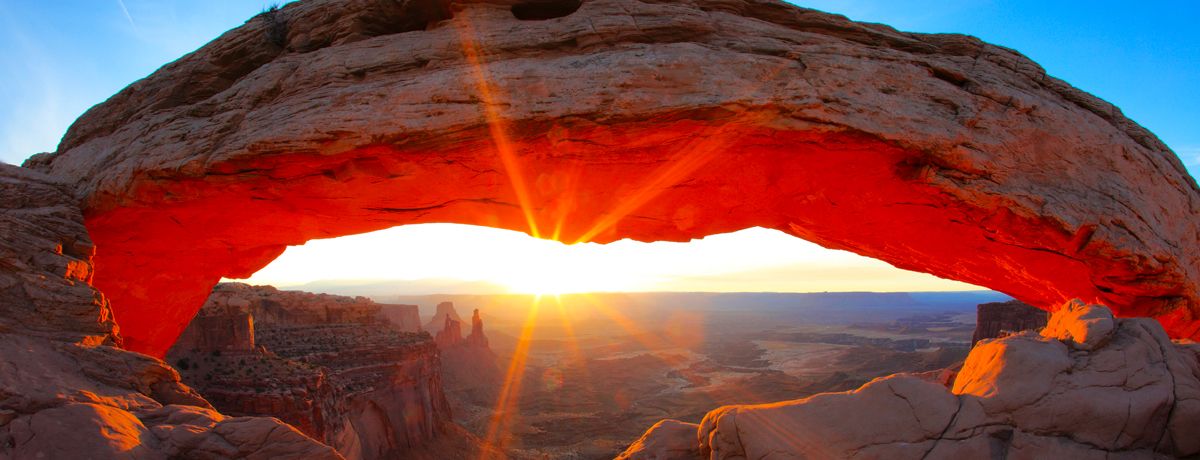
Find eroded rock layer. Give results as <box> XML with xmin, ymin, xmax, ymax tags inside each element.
<box><xmin>619</xmin><ymin>301</ymin><xmax>1200</xmax><ymax>459</ymax></box>
<box><xmin>0</xmin><ymin>165</ymin><xmax>339</xmax><ymax>460</ymax></box>
<box><xmin>25</xmin><ymin>0</ymin><xmax>1200</xmax><ymax>356</ymax></box>
<box><xmin>167</xmin><ymin>283</ymin><xmax>465</xmax><ymax>460</ymax></box>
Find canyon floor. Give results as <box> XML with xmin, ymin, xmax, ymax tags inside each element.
<box><xmin>381</xmin><ymin>291</ymin><xmax>1000</xmax><ymax>459</ymax></box>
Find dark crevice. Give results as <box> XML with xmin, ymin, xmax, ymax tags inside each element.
<box><xmin>353</xmin><ymin>0</ymin><xmax>454</xmax><ymax>38</ymax></box>
<box><xmin>512</xmin><ymin>0</ymin><xmax>583</xmax><ymax>20</ymax></box>
<box><xmin>988</xmin><ymin>429</ymin><xmax>1014</xmax><ymax>460</ymax></box>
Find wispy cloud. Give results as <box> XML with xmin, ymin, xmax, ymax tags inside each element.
<box><xmin>115</xmin><ymin>0</ymin><xmax>138</xmax><ymax>31</ymax></box>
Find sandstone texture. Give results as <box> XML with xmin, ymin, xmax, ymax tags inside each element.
<box><xmin>619</xmin><ymin>301</ymin><xmax>1200</xmax><ymax>459</ymax></box>
<box><xmin>18</xmin><ymin>0</ymin><xmax>1199</xmax><ymax>356</ymax></box>
<box><xmin>0</xmin><ymin>165</ymin><xmax>339</xmax><ymax>460</ymax></box>
<box><xmin>971</xmin><ymin>299</ymin><xmax>1047</xmax><ymax>345</ymax></box>
<box><xmin>167</xmin><ymin>283</ymin><xmax>470</xmax><ymax>460</ymax></box>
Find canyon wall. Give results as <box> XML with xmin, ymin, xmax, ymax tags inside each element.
<box><xmin>22</xmin><ymin>0</ymin><xmax>1200</xmax><ymax>357</ymax></box>
<box><xmin>0</xmin><ymin>164</ymin><xmax>339</xmax><ymax>459</ymax></box>
<box><xmin>168</xmin><ymin>283</ymin><xmax>461</xmax><ymax>460</ymax></box>
<box><xmin>380</xmin><ymin>303</ymin><xmax>422</xmax><ymax>333</ymax></box>
<box><xmin>173</xmin><ymin>306</ymin><xmax>256</xmax><ymax>352</ymax></box>
<box><xmin>972</xmin><ymin>299</ymin><xmax>1048</xmax><ymax>345</ymax></box>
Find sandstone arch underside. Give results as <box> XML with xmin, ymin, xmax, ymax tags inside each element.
<box><xmin>26</xmin><ymin>0</ymin><xmax>1200</xmax><ymax>357</ymax></box>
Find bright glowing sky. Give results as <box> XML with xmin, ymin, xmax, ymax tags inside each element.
<box><xmin>2</xmin><ymin>1</ymin><xmax>1197</xmax><ymax>293</ymax></box>
<box><xmin>246</xmin><ymin>225</ymin><xmax>981</xmax><ymax>293</ymax></box>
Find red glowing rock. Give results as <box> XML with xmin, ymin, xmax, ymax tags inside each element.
<box><xmin>24</xmin><ymin>0</ymin><xmax>1200</xmax><ymax>357</ymax></box>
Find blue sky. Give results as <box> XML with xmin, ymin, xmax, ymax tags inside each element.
<box><xmin>1</xmin><ymin>1</ymin><xmax>1197</xmax><ymax>174</ymax></box>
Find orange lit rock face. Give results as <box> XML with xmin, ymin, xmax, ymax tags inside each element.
<box><xmin>26</xmin><ymin>0</ymin><xmax>1200</xmax><ymax>356</ymax></box>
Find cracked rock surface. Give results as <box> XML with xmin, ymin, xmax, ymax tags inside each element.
<box><xmin>620</xmin><ymin>301</ymin><xmax>1200</xmax><ymax>459</ymax></box>
<box><xmin>0</xmin><ymin>164</ymin><xmax>341</xmax><ymax>460</ymax></box>
<box><xmin>20</xmin><ymin>0</ymin><xmax>1200</xmax><ymax>357</ymax></box>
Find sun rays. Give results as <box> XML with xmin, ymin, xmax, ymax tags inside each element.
<box><xmin>456</xmin><ymin>18</ymin><xmax>542</xmax><ymax>240</ymax></box>
<box><xmin>480</xmin><ymin>294</ymin><xmax>543</xmax><ymax>457</ymax></box>
<box><xmin>451</xmin><ymin>11</ymin><xmax>835</xmax><ymax>456</ymax></box>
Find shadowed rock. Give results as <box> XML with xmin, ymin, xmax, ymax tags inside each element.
<box><xmin>971</xmin><ymin>299</ymin><xmax>1047</xmax><ymax>345</ymax></box>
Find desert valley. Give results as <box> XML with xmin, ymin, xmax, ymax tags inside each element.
<box><xmin>169</xmin><ymin>282</ymin><xmax>1191</xmax><ymax>459</ymax></box>
<box><xmin>162</xmin><ymin>283</ymin><xmax>1051</xmax><ymax>459</ymax></box>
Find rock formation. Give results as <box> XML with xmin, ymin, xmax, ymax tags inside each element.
<box><xmin>620</xmin><ymin>301</ymin><xmax>1200</xmax><ymax>459</ymax></box>
<box><xmin>19</xmin><ymin>0</ymin><xmax>1199</xmax><ymax>357</ymax></box>
<box><xmin>168</xmin><ymin>283</ymin><xmax>479</xmax><ymax>460</ymax></box>
<box><xmin>0</xmin><ymin>165</ymin><xmax>338</xmax><ymax>459</ymax></box>
<box><xmin>466</xmin><ymin>309</ymin><xmax>489</xmax><ymax>348</ymax></box>
<box><xmin>379</xmin><ymin>303</ymin><xmax>422</xmax><ymax>333</ymax></box>
<box><xmin>971</xmin><ymin>299</ymin><xmax>1048</xmax><ymax>345</ymax></box>
<box><xmin>425</xmin><ymin>302</ymin><xmax>463</xmax><ymax>335</ymax></box>
<box><xmin>436</xmin><ymin>316</ymin><xmax>465</xmax><ymax>348</ymax></box>
<box><xmin>435</xmin><ymin>306</ymin><xmax>502</xmax><ymax>421</ymax></box>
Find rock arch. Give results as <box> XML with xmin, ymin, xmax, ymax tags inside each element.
<box><xmin>26</xmin><ymin>0</ymin><xmax>1200</xmax><ymax>357</ymax></box>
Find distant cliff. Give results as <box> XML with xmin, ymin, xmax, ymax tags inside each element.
<box><xmin>972</xmin><ymin>299</ymin><xmax>1048</xmax><ymax>345</ymax></box>
<box><xmin>168</xmin><ymin>283</ymin><xmax>498</xmax><ymax>460</ymax></box>
<box><xmin>379</xmin><ymin>304</ymin><xmax>422</xmax><ymax>332</ymax></box>
<box><xmin>425</xmin><ymin>301</ymin><xmax>463</xmax><ymax>334</ymax></box>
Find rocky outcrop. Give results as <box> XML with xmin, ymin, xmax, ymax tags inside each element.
<box><xmin>437</xmin><ymin>306</ymin><xmax>502</xmax><ymax>421</ymax></box>
<box><xmin>379</xmin><ymin>303</ymin><xmax>422</xmax><ymax>333</ymax></box>
<box><xmin>436</xmin><ymin>316</ymin><xmax>464</xmax><ymax>348</ymax></box>
<box><xmin>971</xmin><ymin>299</ymin><xmax>1048</xmax><ymax>345</ymax></box>
<box><xmin>620</xmin><ymin>301</ymin><xmax>1200</xmax><ymax>459</ymax></box>
<box><xmin>466</xmin><ymin>309</ymin><xmax>489</xmax><ymax>348</ymax></box>
<box><xmin>0</xmin><ymin>164</ymin><xmax>338</xmax><ymax>459</ymax></box>
<box><xmin>0</xmin><ymin>165</ymin><xmax>116</xmax><ymax>345</ymax></box>
<box><xmin>425</xmin><ymin>302</ymin><xmax>463</xmax><ymax>335</ymax></box>
<box><xmin>168</xmin><ymin>283</ymin><xmax>460</xmax><ymax>460</ymax></box>
<box><xmin>22</xmin><ymin>0</ymin><xmax>1199</xmax><ymax>357</ymax></box>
